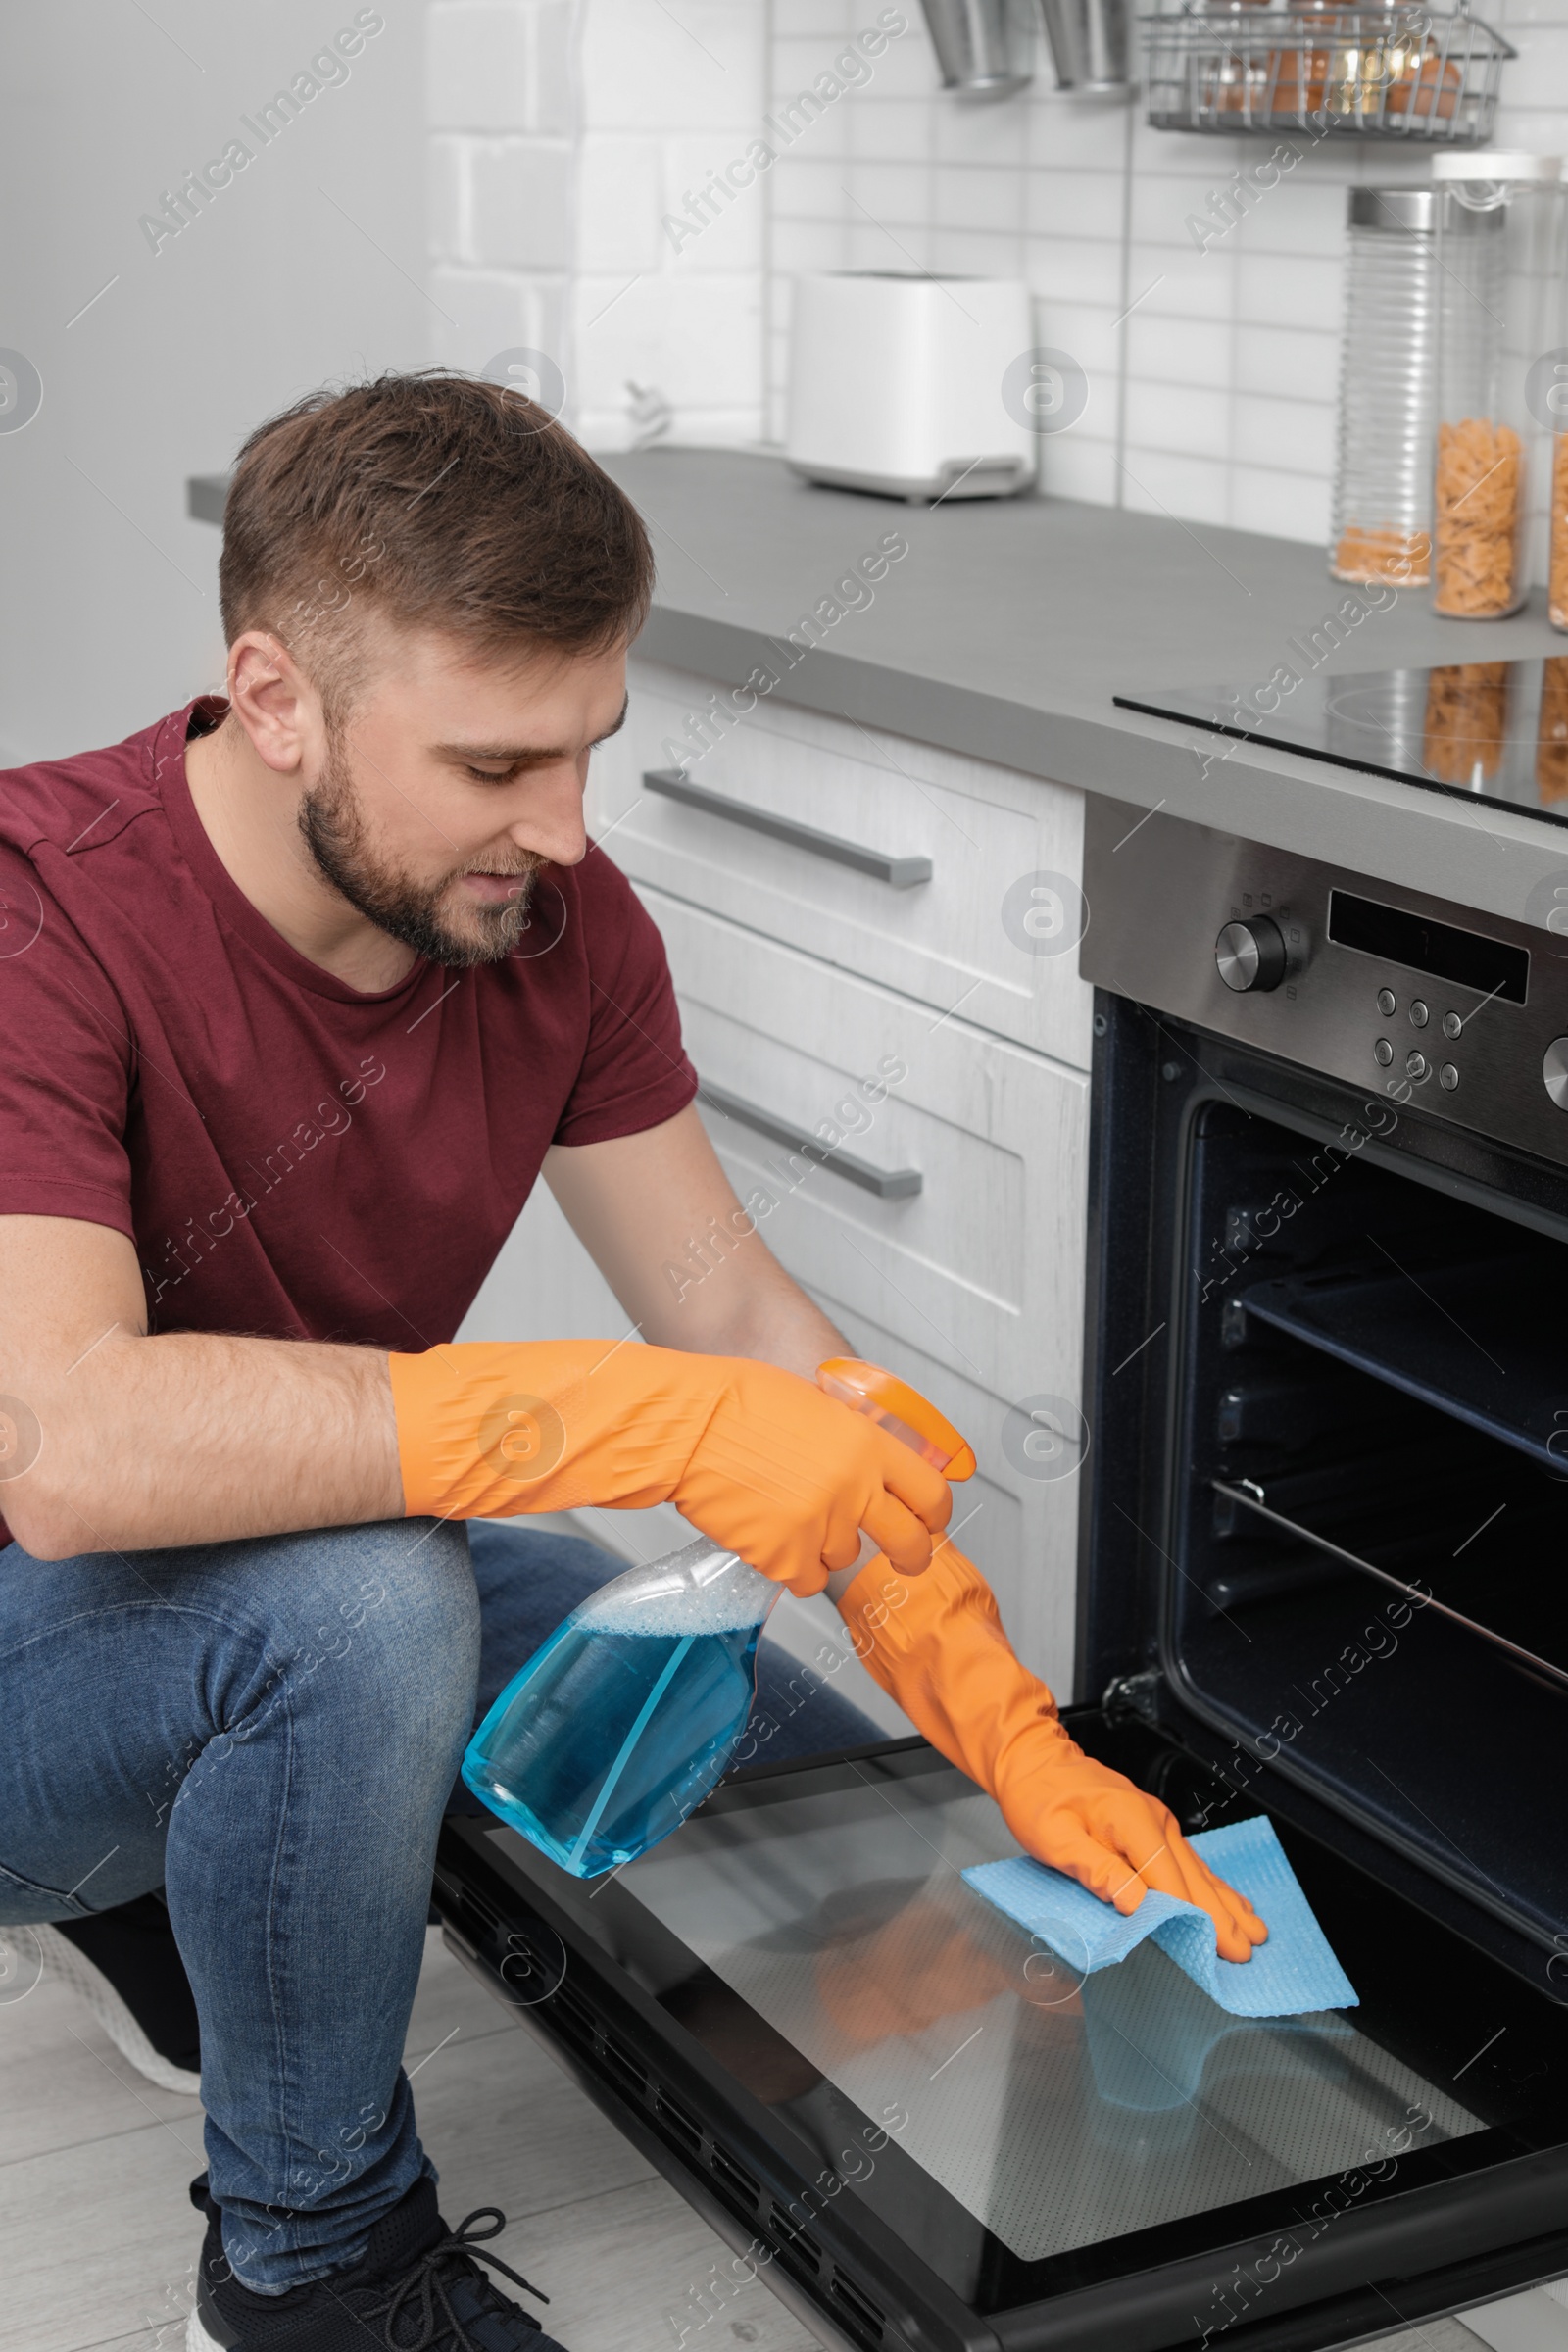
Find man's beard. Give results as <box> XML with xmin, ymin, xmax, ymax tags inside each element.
<box><xmin>299</xmin><ymin>746</ymin><xmax>544</xmax><ymax>970</ymax></box>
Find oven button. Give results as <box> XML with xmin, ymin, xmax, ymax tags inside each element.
<box><xmin>1440</xmin><ymin>1064</ymin><xmax>1459</xmax><ymax>1092</ymax></box>
<box><xmin>1409</xmin><ymin>1000</ymin><xmax>1429</xmax><ymax>1028</ymax></box>
<box><xmin>1374</xmin><ymin>1038</ymin><xmax>1394</xmax><ymax>1065</ymax></box>
<box><xmin>1544</xmin><ymin>1038</ymin><xmax>1568</xmax><ymax>1108</ymax></box>
<box><xmin>1377</xmin><ymin>987</ymin><xmax>1396</xmax><ymax>1016</ymax></box>
<box><xmin>1406</xmin><ymin>1050</ymin><xmax>1429</xmax><ymax>1080</ymax></box>
<box><xmin>1215</xmin><ymin>916</ymin><xmax>1287</xmax><ymax>992</ymax></box>
<box><xmin>1443</xmin><ymin>1010</ymin><xmax>1462</xmax><ymax>1040</ymax></box>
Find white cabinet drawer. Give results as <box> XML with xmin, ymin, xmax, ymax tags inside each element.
<box><xmin>590</xmin><ymin>662</ymin><xmax>1095</xmax><ymax>1069</ymax></box>
<box><xmin>640</xmin><ymin>885</ymin><xmax>1089</xmax><ymax>1416</ymax></box>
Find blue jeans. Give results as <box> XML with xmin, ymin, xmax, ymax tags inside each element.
<box><xmin>0</xmin><ymin>1516</ymin><xmax>879</xmax><ymax>2293</ymax></box>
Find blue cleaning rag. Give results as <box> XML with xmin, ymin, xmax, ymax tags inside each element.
<box><xmin>962</xmin><ymin>1814</ymin><xmax>1357</xmax><ymax>2018</ymax></box>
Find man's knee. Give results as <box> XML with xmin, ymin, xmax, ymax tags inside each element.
<box><xmin>217</xmin><ymin>1519</ymin><xmax>480</xmax><ymax>1750</ymax></box>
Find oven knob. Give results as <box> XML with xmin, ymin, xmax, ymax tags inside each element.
<box><xmin>1215</xmin><ymin>917</ymin><xmax>1287</xmax><ymax>993</ymax></box>
<box><xmin>1544</xmin><ymin>1038</ymin><xmax>1568</xmax><ymax>1108</ymax></box>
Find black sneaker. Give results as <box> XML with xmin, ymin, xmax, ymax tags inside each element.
<box><xmin>38</xmin><ymin>1891</ymin><xmax>201</xmax><ymax>2094</ymax></box>
<box><xmin>187</xmin><ymin>2171</ymin><xmax>568</xmax><ymax>2351</ymax></box>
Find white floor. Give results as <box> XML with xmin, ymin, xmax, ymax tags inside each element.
<box><xmin>0</xmin><ymin>1925</ymin><xmax>819</xmax><ymax>2352</ymax></box>
<box><xmin>0</xmin><ymin>1918</ymin><xmax>1526</xmax><ymax>2352</ymax></box>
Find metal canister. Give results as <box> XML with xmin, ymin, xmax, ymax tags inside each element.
<box><xmin>1036</xmin><ymin>0</ymin><xmax>1132</xmax><ymax>93</ymax></box>
<box><xmin>917</xmin><ymin>0</ymin><xmax>1033</xmax><ymax>94</ymax></box>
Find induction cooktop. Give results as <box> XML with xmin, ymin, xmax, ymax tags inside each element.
<box><xmin>1115</xmin><ymin>659</ymin><xmax>1568</xmax><ymax>830</ymax></box>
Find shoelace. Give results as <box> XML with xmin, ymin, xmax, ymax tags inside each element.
<box><xmin>360</xmin><ymin>2208</ymin><xmax>548</xmax><ymax>2352</ymax></box>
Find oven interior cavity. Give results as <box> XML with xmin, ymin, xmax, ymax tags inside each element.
<box><xmin>1173</xmin><ymin>1100</ymin><xmax>1568</xmax><ymax>1955</ymax></box>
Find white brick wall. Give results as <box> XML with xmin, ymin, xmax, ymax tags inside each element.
<box><xmin>425</xmin><ymin>0</ymin><xmax>769</xmax><ymax>450</ymax></box>
<box><xmin>574</xmin><ymin>0</ymin><xmax>767</xmax><ymax>447</ymax></box>
<box><xmin>426</xmin><ymin>0</ymin><xmax>579</xmax><ymax>390</ymax></box>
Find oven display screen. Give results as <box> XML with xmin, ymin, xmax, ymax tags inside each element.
<box><xmin>1329</xmin><ymin>889</ymin><xmax>1529</xmax><ymax>1004</ymax></box>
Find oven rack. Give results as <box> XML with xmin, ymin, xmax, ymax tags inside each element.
<box><xmin>1211</xmin><ymin>1476</ymin><xmax>1568</xmax><ymax>1696</ymax></box>
<box><xmin>1236</xmin><ymin>1257</ymin><xmax>1561</xmax><ymax>1474</ymax></box>
<box><xmin>1140</xmin><ymin>4</ymin><xmax>1513</xmax><ymax>139</ymax></box>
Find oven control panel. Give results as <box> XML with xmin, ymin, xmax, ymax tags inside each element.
<box><xmin>1082</xmin><ymin>796</ymin><xmax>1568</xmax><ymax>1168</ymax></box>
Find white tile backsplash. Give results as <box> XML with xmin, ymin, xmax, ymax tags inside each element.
<box><xmin>1116</xmin><ymin>447</ymin><xmax>1232</xmax><ymax>522</ymax></box>
<box><xmin>1124</xmin><ymin>377</ymin><xmax>1233</xmax><ymax>462</ymax></box>
<box><xmin>427</xmin><ymin>0</ymin><xmax>1568</xmax><ymax>550</ymax></box>
<box><xmin>1230</xmin><ymin>463</ymin><xmax>1333</xmax><ymax>543</ymax></box>
<box><xmin>771</xmin><ymin>153</ymin><xmax>854</xmax><ymax>220</ymax></box>
<box><xmin>1234</xmin><ymin>321</ymin><xmax>1340</xmax><ymax>404</ymax></box>
<box><xmin>842</xmin><ymin>158</ymin><xmax>932</xmax><ymax>220</ymax></box>
<box><xmin>1232</xmin><ymin>391</ymin><xmax>1337</xmax><ymax>476</ymax></box>
<box><xmin>846</xmin><ymin>95</ymin><xmax>936</xmax><ymax>159</ymax></box>
<box><xmin>768</xmin><ymin>0</ymin><xmax>1568</xmax><ymax>551</ymax></box>
<box><xmin>1038</xmin><ymin>299</ymin><xmax>1122</xmax><ymax>376</ymax></box>
<box><xmin>931</xmin><ymin>223</ymin><xmax>1029</xmax><ymax>275</ymax></box>
<box><xmin>1039</xmin><ymin>433</ymin><xmax>1119</xmax><ymax>502</ymax></box>
<box><xmin>933</xmin><ymin>94</ymin><xmax>1029</xmax><ymax>167</ymax></box>
<box><xmin>1130</xmin><ymin>246</ymin><xmax>1237</xmax><ymax>325</ymax></box>
<box><xmin>1029</xmin><ymin>236</ymin><xmax>1126</xmax><ymax>306</ymax></box>
<box><xmin>1025</xmin><ymin>167</ymin><xmax>1125</xmax><ymax>243</ymax></box>
<box><xmin>1125</xmin><ymin>311</ymin><xmax>1232</xmax><ymax>391</ymax></box>
<box><xmin>932</xmin><ymin>165</ymin><xmax>1028</xmax><ymax>233</ymax></box>
<box><xmin>1235</xmin><ymin>250</ymin><xmax>1344</xmax><ymax>332</ymax></box>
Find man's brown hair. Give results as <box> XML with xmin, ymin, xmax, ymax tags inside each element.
<box><xmin>219</xmin><ymin>372</ymin><xmax>654</xmax><ymax>702</ymax></box>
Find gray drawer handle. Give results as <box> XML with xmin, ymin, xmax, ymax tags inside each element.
<box><xmin>697</xmin><ymin>1081</ymin><xmax>922</xmax><ymax>1200</ymax></box>
<box><xmin>643</xmin><ymin>769</ymin><xmax>932</xmax><ymax>889</ymax></box>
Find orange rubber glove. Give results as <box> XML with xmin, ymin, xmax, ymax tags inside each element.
<box><xmin>838</xmin><ymin>1544</ymin><xmax>1268</xmax><ymax>1962</ymax></box>
<box><xmin>388</xmin><ymin>1341</ymin><xmax>952</xmax><ymax>1597</ymax></box>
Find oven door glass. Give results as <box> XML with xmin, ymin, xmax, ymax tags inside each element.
<box><xmin>616</xmin><ymin>1761</ymin><xmax>1477</xmax><ymax>2269</ymax></box>
<box><xmin>445</xmin><ymin>1731</ymin><xmax>1568</xmax><ymax>2328</ymax></box>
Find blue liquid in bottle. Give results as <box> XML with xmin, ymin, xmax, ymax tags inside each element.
<box><xmin>462</xmin><ymin>1538</ymin><xmax>776</xmax><ymax>1878</ymax></box>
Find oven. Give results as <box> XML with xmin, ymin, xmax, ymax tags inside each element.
<box><xmin>433</xmin><ymin>797</ymin><xmax>1568</xmax><ymax>2352</ymax></box>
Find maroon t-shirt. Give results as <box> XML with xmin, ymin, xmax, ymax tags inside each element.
<box><xmin>0</xmin><ymin>699</ymin><xmax>697</xmax><ymax>1350</ymax></box>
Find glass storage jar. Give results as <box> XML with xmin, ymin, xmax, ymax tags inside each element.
<box><xmin>1432</xmin><ymin>151</ymin><xmax>1565</xmax><ymax>620</ymax></box>
<box><xmin>1332</xmin><ymin>187</ymin><xmax>1437</xmax><ymax>587</ymax></box>
<box><xmin>1546</xmin><ymin>241</ymin><xmax>1568</xmax><ymax>627</ymax></box>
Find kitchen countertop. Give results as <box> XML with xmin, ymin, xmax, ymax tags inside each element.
<box><xmin>603</xmin><ymin>449</ymin><xmax>1568</xmax><ymax>931</ymax></box>
<box><xmin>188</xmin><ymin>454</ymin><xmax>1568</xmax><ymax>924</ymax></box>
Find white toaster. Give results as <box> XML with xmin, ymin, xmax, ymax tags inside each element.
<box><xmin>785</xmin><ymin>270</ymin><xmax>1037</xmax><ymax>503</ymax></box>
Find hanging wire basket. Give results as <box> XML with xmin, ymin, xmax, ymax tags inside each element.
<box><xmin>1141</xmin><ymin>4</ymin><xmax>1513</xmax><ymax>138</ymax></box>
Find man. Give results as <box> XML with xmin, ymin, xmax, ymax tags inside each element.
<box><xmin>0</xmin><ymin>375</ymin><xmax>1262</xmax><ymax>2352</ymax></box>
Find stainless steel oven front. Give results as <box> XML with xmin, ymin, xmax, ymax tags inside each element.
<box><xmin>1070</xmin><ymin>792</ymin><xmax>1568</xmax><ymax>2335</ymax></box>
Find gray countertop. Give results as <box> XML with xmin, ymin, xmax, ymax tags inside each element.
<box><xmin>597</xmin><ymin>448</ymin><xmax>1568</xmax><ymax>930</ymax></box>
<box><xmin>188</xmin><ymin>454</ymin><xmax>1568</xmax><ymax>924</ymax></box>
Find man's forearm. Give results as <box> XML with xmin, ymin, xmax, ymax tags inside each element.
<box><xmin>12</xmin><ymin>1331</ymin><xmax>402</xmax><ymax>1559</ymax></box>
<box><xmin>693</xmin><ymin>1252</ymin><xmax>852</xmax><ymax>1385</ymax></box>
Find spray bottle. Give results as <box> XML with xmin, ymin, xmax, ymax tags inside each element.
<box><xmin>461</xmin><ymin>1357</ymin><xmax>973</xmax><ymax>1878</ymax></box>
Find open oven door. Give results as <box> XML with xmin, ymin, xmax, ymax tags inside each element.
<box><xmin>429</xmin><ymin>1693</ymin><xmax>1568</xmax><ymax>2352</ymax></box>
<box><xmin>433</xmin><ymin>1691</ymin><xmax>1568</xmax><ymax>2352</ymax></box>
